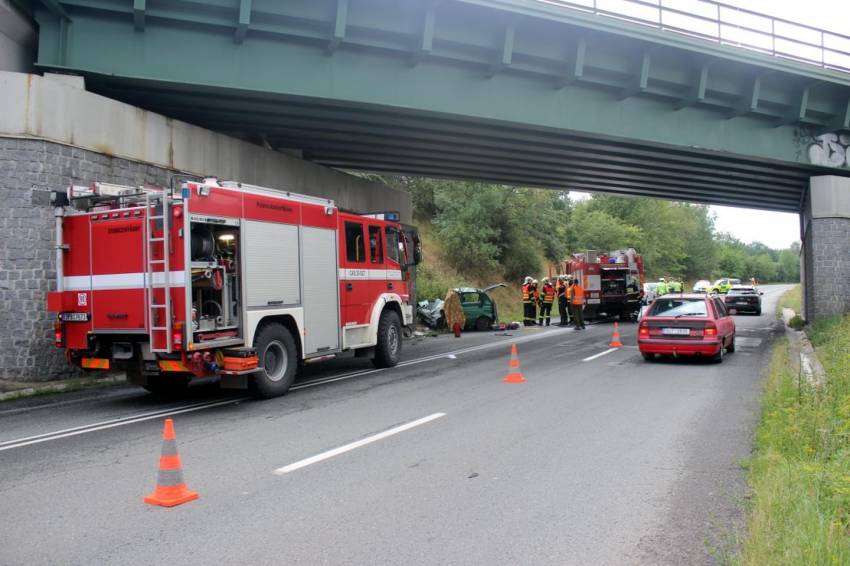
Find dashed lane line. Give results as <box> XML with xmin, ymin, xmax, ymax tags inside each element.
<box><xmin>273</xmin><ymin>412</ymin><xmax>446</xmax><ymax>475</ymax></box>
<box><xmin>582</xmin><ymin>348</ymin><xmax>620</xmax><ymax>362</ymax></box>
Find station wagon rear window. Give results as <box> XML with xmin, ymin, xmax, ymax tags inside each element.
<box><xmin>728</xmin><ymin>287</ymin><xmax>757</xmax><ymax>295</ymax></box>
<box><xmin>649</xmin><ymin>298</ymin><xmax>708</xmax><ymax>317</ymax></box>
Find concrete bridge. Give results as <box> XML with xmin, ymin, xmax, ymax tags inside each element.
<box><xmin>3</xmin><ymin>0</ymin><xmax>850</xmax><ymax>378</ymax></box>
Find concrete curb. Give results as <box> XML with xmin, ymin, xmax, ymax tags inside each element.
<box><xmin>0</xmin><ymin>373</ymin><xmax>126</xmax><ymax>402</ymax></box>
<box><xmin>782</xmin><ymin>308</ymin><xmax>826</xmax><ymax>388</ymax></box>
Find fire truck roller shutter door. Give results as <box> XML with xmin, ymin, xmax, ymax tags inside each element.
<box><xmin>244</xmin><ymin>221</ymin><xmax>300</xmax><ymax>308</ymax></box>
<box><xmin>300</xmin><ymin>226</ymin><xmax>340</xmax><ymax>355</ymax></box>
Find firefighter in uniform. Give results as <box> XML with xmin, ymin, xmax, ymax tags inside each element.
<box><xmin>538</xmin><ymin>278</ymin><xmax>555</xmax><ymax>326</ymax></box>
<box><xmin>522</xmin><ymin>276</ymin><xmax>535</xmax><ymax>326</ymax></box>
<box><xmin>555</xmin><ymin>275</ymin><xmax>570</xmax><ymax>326</ymax></box>
<box><xmin>529</xmin><ymin>279</ymin><xmax>539</xmax><ymax>325</ymax></box>
<box><xmin>568</xmin><ymin>276</ymin><xmax>586</xmax><ymax>330</ymax></box>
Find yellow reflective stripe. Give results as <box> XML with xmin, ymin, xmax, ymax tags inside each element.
<box><xmin>158</xmin><ymin>360</ymin><xmax>189</xmax><ymax>372</ymax></box>
<box><xmin>81</xmin><ymin>358</ymin><xmax>110</xmax><ymax>369</ymax></box>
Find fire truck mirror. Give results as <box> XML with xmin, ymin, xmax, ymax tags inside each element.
<box><xmin>37</xmin><ymin>190</ymin><xmax>59</xmax><ymax>206</ymax></box>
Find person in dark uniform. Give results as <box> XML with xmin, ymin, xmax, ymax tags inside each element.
<box><xmin>522</xmin><ymin>276</ymin><xmax>535</xmax><ymax>326</ymax></box>
<box><xmin>538</xmin><ymin>278</ymin><xmax>555</xmax><ymax>326</ymax></box>
<box><xmin>555</xmin><ymin>275</ymin><xmax>570</xmax><ymax>326</ymax></box>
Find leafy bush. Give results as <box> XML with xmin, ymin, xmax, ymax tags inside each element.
<box><xmin>788</xmin><ymin>315</ymin><xmax>805</xmax><ymax>331</ymax></box>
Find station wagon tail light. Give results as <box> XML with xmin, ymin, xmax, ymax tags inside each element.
<box><xmin>639</xmin><ymin>321</ymin><xmax>649</xmax><ymax>337</ymax></box>
<box><xmin>704</xmin><ymin>323</ymin><xmax>717</xmax><ymax>337</ymax></box>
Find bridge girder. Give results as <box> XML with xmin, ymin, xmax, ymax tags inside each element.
<box><xmin>27</xmin><ymin>0</ymin><xmax>850</xmax><ymax>211</ymax></box>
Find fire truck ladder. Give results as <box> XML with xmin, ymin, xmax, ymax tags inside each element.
<box><xmin>145</xmin><ymin>191</ymin><xmax>173</xmax><ymax>353</ymax></box>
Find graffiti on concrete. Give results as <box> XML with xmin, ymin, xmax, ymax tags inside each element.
<box><xmin>808</xmin><ymin>133</ymin><xmax>850</xmax><ymax>168</ymax></box>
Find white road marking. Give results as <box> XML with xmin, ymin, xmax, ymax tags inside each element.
<box><xmin>582</xmin><ymin>348</ymin><xmax>620</xmax><ymax>362</ymax></box>
<box><xmin>0</xmin><ymin>398</ymin><xmax>245</xmax><ymax>452</ymax></box>
<box><xmin>0</xmin><ymin>327</ymin><xmax>566</xmax><ymax>452</ymax></box>
<box><xmin>273</xmin><ymin>412</ymin><xmax>446</xmax><ymax>475</ymax></box>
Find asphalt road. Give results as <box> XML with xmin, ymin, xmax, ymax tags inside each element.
<box><xmin>0</xmin><ymin>285</ymin><xmax>790</xmax><ymax>565</ymax></box>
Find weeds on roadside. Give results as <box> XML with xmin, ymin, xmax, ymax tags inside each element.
<box><xmin>737</xmin><ymin>313</ymin><xmax>850</xmax><ymax>565</ymax></box>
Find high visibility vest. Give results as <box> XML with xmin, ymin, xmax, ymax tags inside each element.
<box><xmin>571</xmin><ymin>284</ymin><xmax>585</xmax><ymax>305</ymax></box>
<box><xmin>542</xmin><ymin>284</ymin><xmax>555</xmax><ymax>303</ymax></box>
<box><xmin>521</xmin><ymin>284</ymin><xmax>531</xmax><ymax>303</ymax></box>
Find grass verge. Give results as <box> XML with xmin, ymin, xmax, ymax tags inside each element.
<box><xmin>737</xmin><ymin>315</ymin><xmax>850</xmax><ymax>565</ymax></box>
<box><xmin>777</xmin><ymin>284</ymin><xmax>802</xmax><ymax>316</ymax></box>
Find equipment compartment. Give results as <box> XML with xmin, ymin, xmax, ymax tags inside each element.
<box><xmin>189</xmin><ymin>220</ymin><xmax>241</xmax><ymax>342</ymax></box>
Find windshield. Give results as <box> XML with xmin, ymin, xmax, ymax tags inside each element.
<box><xmin>649</xmin><ymin>298</ymin><xmax>709</xmax><ymax>317</ymax></box>
<box><xmin>728</xmin><ymin>287</ymin><xmax>757</xmax><ymax>295</ymax></box>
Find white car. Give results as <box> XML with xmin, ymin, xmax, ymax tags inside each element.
<box><xmin>692</xmin><ymin>280</ymin><xmax>711</xmax><ymax>293</ymax></box>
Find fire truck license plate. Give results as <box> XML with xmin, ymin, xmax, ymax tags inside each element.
<box><xmin>662</xmin><ymin>328</ymin><xmax>690</xmax><ymax>336</ymax></box>
<box><xmin>60</xmin><ymin>312</ymin><xmax>90</xmax><ymax>322</ymax></box>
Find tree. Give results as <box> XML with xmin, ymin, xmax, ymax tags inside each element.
<box><xmin>569</xmin><ymin>206</ymin><xmax>643</xmax><ymax>252</ymax></box>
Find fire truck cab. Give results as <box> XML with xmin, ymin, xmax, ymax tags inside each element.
<box><xmin>565</xmin><ymin>248</ymin><xmax>644</xmax><ymax>321</ymax></box>
<box><xmin>47</xmin><ymin>179</ymin><xmax>421</xmax><ymax>398</ymax></box>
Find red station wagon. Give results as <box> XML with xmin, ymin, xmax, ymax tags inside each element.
<box><xmin>638</xmin><ymin>294</ymin><xmax>736</xmax><ymax>363</ymax></box>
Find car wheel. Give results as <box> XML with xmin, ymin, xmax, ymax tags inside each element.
<box><xmin>712</xmin><ymin>342</ymin><xmax>725</xmax><ymax>363</ymax></box>
<box><xmin>726</xmin><ymin>334</ymin><xmax>736</xmax><ymax>353</ymax></box>
<box><xmin>474</xmin><ymin>316</ymin><xmax>492</xmax><ymax>332</ymax></box>
<box><xmin>373</xmin><ymin>309</ymin><xmax>402</xmax><ymax>368</ymax></box>
<box><xmin>642</xmin><ymin>353</ymin><xmax>655</xmax><ymax>362</ymax></box>
<box><xmin>252</xmin><ymin>323</ymin><xmax>298</xmax><ymax>399</ymax></box>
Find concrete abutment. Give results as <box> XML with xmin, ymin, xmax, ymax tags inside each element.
<box><xmin>801</xmin><ymin>176</ymin><xmax>850</xmax><ymax>321</ymax></box>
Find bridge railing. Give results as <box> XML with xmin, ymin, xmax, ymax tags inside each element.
<box><xmin>540</xmin><ymin>0</ymin><xmax>850</xmax><ymax>73</ymax></box>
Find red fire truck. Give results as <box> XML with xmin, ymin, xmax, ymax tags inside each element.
<box><xmin>47</xmin><ymin>179</ymin><xmax>421</xmax><ymax>398</ymax></box>
<box><xmin>565</xmin><ymin>248</ymin><xmax>644</xmax><ymax>320</ymax></box>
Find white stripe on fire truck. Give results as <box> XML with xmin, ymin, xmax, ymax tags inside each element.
<box><xmin>63</xmin><ymin>271</ymin><xmax>187</xmax><ymax>291</ymax></box>
<box><xmin>338</xmin><ymin>269</ymin><xmax>403</xmax><ymax>281</ymax></box>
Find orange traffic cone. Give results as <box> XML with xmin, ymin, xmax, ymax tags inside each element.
<box><xmin>609</xmin><ymin>322</ymin><xmax>623</xmax><ymax>348</ymax></box>
<box><xmin>503</xmin><ymin>344</ymin><xmax>526</xmax><ymax>383</ymax></box>
<box><xmin>144</xmin><ymin>418</ymin><xmax>199</xmax><ymax>507</ymax></box>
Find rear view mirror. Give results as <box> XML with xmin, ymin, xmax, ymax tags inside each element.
<box><xmin>760</xmin><ymin>291</ymin><xmax>764</xmax><ymax>296</ymax></box>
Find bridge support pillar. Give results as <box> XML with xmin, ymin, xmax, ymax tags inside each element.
<box><xmin>801</xmin><ymin>176</ymin><xmax>850</xmax><ymax>320</ymax></box>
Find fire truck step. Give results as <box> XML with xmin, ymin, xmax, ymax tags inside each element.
<box><xmin>149</xmin><ymin>259</ymin><xmax>165</xmax><ymax>264</ymax></box>
<box><xmin>151</xmin><ymin>326</ymin><xmax>168</xmax><ymax>331</ymax></box>
<box><xmin>149</xmin><ymin>237</ymin><xmax>164</xmax><ymax>242</ymax></box>
<box><xmin>150</xmin><ymin>304</ymin><xmax>166</xmax><ymax>308</ymax></box>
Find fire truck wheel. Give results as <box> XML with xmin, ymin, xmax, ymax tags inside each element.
<box><xmin>253</xmin><ymin>323</ymin><xmax>298</xmax><ymax>398</ymax></box>
<box><xmin>373</xmin><ymin>310</ymin><xmax>402</xmax><ymax>368</ymax></box>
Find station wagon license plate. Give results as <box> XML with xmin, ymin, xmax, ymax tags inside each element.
<box><xmin>662</xmin><ymin>327</ymin><xmax>690</xmax><ymax>336</ymax></box>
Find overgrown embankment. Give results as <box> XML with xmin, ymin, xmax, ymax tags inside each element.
<box><xmin>738</xmin><ymin>294</ymin><xmax>850</xmax><ymax>564</ymax></box>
